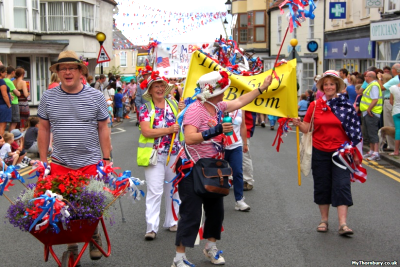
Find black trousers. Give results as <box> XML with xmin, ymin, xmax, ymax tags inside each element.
<box><xmin>312</xmin><ymin>147</ymin><xmax>353</xmax><ymax>207</ymax></box>
<box><xmin>175</xmin><ymin>159</ymin><xmax>224</xmax><ymax>248</ymax></box>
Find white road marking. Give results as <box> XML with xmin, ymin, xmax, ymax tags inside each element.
<box><xmin>111</xmin><ymin>128</ymin><xmax>126</xmax><ymax>135</ymax></box>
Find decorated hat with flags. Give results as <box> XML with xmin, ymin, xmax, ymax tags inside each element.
<box><xmin>138</xmin><ymin>65</ymin><xmax>153</xmax><ymax>76</ymax></box>
<box><xmin>316</xmin><ymin>70</ymin><xmax>346</xmax><ymax>92</ymax></box>
<box><xmin>141</xmin><ymin>71</ymin><xmax>174</xmax><ymax>101</ymax></box>
<box><xmin>196</xmin><ymin>71</ymin><xmax>231</xmax><ymax>103</ymax></box>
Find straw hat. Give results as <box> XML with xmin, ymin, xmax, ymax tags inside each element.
<box><xmin>316</xmin><ymin>70</ymin><xmax>346</xmax><ymax>92</ymax></box>
<box><xmin>196</xmin><ymin>71</ymin><xmax>231</xmax><ymax>102</ymax></box>
<box><xmin>49</xmin><ymin>50</ymin><xmax>88</xmax><ymax>75</ymax></box>
<box><xmin>141</xmin><ymin>71</ymin><xmax>173</xmax><ymax>101</ymax></box>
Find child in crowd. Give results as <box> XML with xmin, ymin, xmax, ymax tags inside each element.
<box><xmin>0</xmin><ymin>132</ymin><xmax>21</xmax><ymax>166</ymax></box>
<box><xmin>10</xmin><ymin>129</ymin><xmax>30</xmax><ymax>168</ymax></box>
<box><xmin>354</xmin><ymin>84</ymin><xmax>363</xmax><ymax>122</ymax></box>
<box><xmin>123</xmin><ymin>93</ymin><xmax>131</xmax><ymax>119</ymax></box>
<box><xmin>24</xmin><ymin>117</ymin><xmax>52</xmax><ymax>156</ymax></box>
<box><xmin>298</xmin><ymin>93</ymin><xmax>309</xmax><ymax>118</ymax></box>
<box><xmin>114</xmin><ymin>88</ymin><xmax>124</xmax><ymax>122</ymax></box>
<box><xmin>107</xmin><ymin>100</ymin><xmax>114</xmax><ymax>128</ymax></box>
<box><xmin>0</xmin><ymin>135</ymin><xmax>6</xmax><ymax>168</ymax></box>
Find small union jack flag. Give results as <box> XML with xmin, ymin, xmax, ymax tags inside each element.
<box><xmin>157</xmin><ymin>57</ymin><xmax>170</xmax><ymax>68</ymax></box>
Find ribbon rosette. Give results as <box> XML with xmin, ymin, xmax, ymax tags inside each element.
<box><xmin>25</xmin><ymin>190</ymin><xmax>70</xmax><ymax>233</ymax></box>
<box><xmin>96</xmin><ymin>160</ymin><xmax>120</xmax><ymax>181</ymax></box>
<box><xmin>105</xmin><ymin>170</ymin><xmax>145</xmax><ymax>201</ymax></box>
<box><xmin>272</xmin><ymin>118</ymin><xmax>293</xmax><ymax>152</ymax></box>
<box><xmin>332</xmin><ymin>142</ymin><xmax>367</xmax><ymax>183</ymax></box>
<box><xmin>28</xmin><ymin>161</ymin><xmax>51</xmax><ymax>179</ymax></box>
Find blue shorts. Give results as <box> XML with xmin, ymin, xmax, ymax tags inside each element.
<box><xmin>0</xmin><ymin>104</ymin><xmax>11</xmax><ymax>122</ymax></box>
<box><xmin>116</xmin><ymin>108</ymin><xmax>123</xmax><ymax>118</ymax></box>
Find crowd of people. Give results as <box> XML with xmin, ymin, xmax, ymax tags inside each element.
<box><xmin>3</xmin><ymin>47</ymin><xmax>400</xmax><ymax>266</ymax></box>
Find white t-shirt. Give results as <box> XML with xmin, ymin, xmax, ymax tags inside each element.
<box><xmin>225</xmin><ymin>109</ymin><xmax>243</xmax><ymax>150</ymax></box>
<box><xmin>108</xmin><ymin>88</ymin><xmax>115</xmax><ymax>97</ymax></box>
<box><xmin>116</xmin><ymin>81</ymin><xmax>122</xmax><ymax>88</ymax></box>
<box><xmin>0</xmin><ymin>143</ymin><xmax>11</xmax><ymax>159</ymax></box>
<box><xmin>389</xmin><ymin>85</ymin><xmax>400</xmax><ymax>116</ymax></box>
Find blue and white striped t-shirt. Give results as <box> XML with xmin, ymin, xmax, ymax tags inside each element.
<box><xmin>38</xmin><ymin>84</ymin><xmax>109</xmax><ymax>169</ymax></box>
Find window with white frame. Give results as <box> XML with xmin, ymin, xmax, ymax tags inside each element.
<box><xmin>277</xmin><ymin>16</ymin><xmax>282</xmax><ymax>43</ymax></box>
<box><xmin>302</xmin><ymin>61</ymin><xmax>315</xmax><ymax>93</ymax></box>
<box><xmin>14</xmin><ymin>0</ymin><xmax>28</xmax><ymax>29</ymax></box>
<box><xmin>32</xmin><ymin>0</ymin><xmax>39</xmax><ymax>31</ymax></box>
<box><xmin>386</xmin><ymin>0</ymin><xmax>400</xmax><ymax>12</ymax></box>
<box><xmin>40</xmin><ymin>3</ymin><xmax>47</xmax><ymax>32</ymax></box>
<box><xmin>82</xmin><ymin>2</ymin><xmax>94</xmax><ymax>33</ymax></box>
<box><xmin>120</xmin><ymin>52</ymin><xmax>127</xmax><ymax>67</ymax></box>
<box><xmin>309</xmin><ymin>19</ymin><xmax>314</xmax><ymax>39</ymax></box>
<box><xmin>95</xmin><ymin>3</ymin><xmax>100</xmax><ymax>31</ymax></box>
<box><xmin>42</xmin><ymin>2</ymin><xmax>93</xmax><ymax>32</ymax></box>
<box><xmin>0</xmin><ymin>0</ymin><xmax>4</xmax><ymax>28</ymax></box>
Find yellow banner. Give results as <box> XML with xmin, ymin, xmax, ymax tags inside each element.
<box><xmin>183</xmin><ymin>51</ymin><xmax>298</xmax><ymax>118</ymax></box>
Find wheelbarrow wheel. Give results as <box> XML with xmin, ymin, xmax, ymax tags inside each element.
<box><xmin>61</xmin><ymin>250</ymin><xmax>74</xmax><ymax>267</ymax></box>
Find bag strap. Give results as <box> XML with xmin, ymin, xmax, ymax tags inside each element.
<box><xmin>307</xmin><ymin>100</ymin><xmax>317</xmax><ymax>133</ymax></box>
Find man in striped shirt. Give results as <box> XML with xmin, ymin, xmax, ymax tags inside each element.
<box><xmin>37</xmin><ymin>50</ymin><xmax>111</xmax><ymax>263</ymax></box>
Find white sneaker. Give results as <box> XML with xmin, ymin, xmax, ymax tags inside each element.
<box><xmin>363</xmin><ymin>151</ymin><xmax>373</xmax><ymax>159</ymax></box>
<box><xmin>235</xmin><ymin>198</ymin><xmax>250</xmax><ymax>211</ymax></box>
<box><xmin>20</xmin><ymin>163</ymin><xmax>28</xmax><ymax>168</ymax></box>
<box><xmin>367</xmin><ymin>154</ymin><xmax>381</xmax><ymax>161</ymax></box>
<box><xmin>203</xmin><ymin>245</ymin><xmax>225</xmax><ymax>265</ymax></box>
<box><xmin>171</xmin><ymin>256</ymin><xmax>195</xmax><ymax>267</ymax></box>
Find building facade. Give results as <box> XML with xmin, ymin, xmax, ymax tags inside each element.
<box><xmin>370</xmin><ymin>0</ymin><xmax>400</xmax><ymax>68</ymax></box>
<box><xmin>231</xmin><ymin>0</ymin><xmax>270</xmax><ymax>59</ymax></box>
<box><xmin>268</xmin><ymin>0</ymin><xmax>325</xmax><ymax>94</ymax></box>
<box><xmin>0</xmin><ymin>0</ymin><xmax>116</xmax><ymax>109</ymax></box>
<box><xmin>324</xmin><ymin>0</ymin><xmax>381</xmax><ymax>73</ymax></box>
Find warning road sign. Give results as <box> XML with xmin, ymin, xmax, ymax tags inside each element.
<box><xmin>97</xmin><ymin>46</ymin><xmax>111</xmax><ymax>63</ymax></box>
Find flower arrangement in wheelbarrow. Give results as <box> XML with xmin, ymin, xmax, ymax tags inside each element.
<box><xmin>4</xmin><ymin>161</ymin><xmax>145</xmax><ymax>233</ymax></box>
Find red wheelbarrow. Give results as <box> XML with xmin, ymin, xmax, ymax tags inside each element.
<box><xmin>30</xmin><ymin>217</ymin><xmax>111</xmax><ymax>267</ymax></box>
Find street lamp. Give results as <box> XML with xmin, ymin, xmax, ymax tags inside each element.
<box><xmin>225</xmin><ymin>0</ymin><xmax>232</xmax><ymax>14</ymax></box>
<box><xmin>290</xmin><ymin>38</ymin><xmax>298</xmax><ymax>60</ymax></box>
<box><xmin>96</xmin><ymin>32</ymin><xmax>106</xmax><ymax>74</ymax></box>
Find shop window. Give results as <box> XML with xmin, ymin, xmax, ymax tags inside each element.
<box><xmin>120</xmin><ymin>52</ymin><xmax>127</xmax><ymax>67</ymax></box>
<box><xmin>390</xmin><ymin>40</ymin><xmax>400</xmax><ymax>61</ymax></box>
<box><xmin>0</xmin><ymin>0</ymin><xmax>4</xmax><ymax>28</ymax></box>
<box><xmin>386</xmin><ymin>0</ymin><xmax>400</xmax><ymax>12</ymax></box>
<box><xmin>35</xmin><ymin>57</ymin><xmax>49</xmax><ymax>104</ymax></box>
<box><xmin>14</xmin><ymin>0</ymin><xmax>28</xmax><ymax>29</ymax></box>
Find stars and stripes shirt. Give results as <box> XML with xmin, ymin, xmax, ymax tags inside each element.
<box><xmin>37</xmin><ymin>84</ymin><xmax>109</xmax><ymax>169</ymax></box>
<box><xmin>225</xmin><ymin>109</ymin><xmax>243</xmax><ymax>150</ymax></box>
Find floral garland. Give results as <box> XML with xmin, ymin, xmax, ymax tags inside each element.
<box><xmin>197</xmin><ymin>71</ymin><xmax>229</xmax><ymax>103</ymax></box>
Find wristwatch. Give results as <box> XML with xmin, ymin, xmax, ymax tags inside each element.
<box><xmin>103</xmin><ymin>157</ymin><xmax>111</xmax><ymax>161</ymax></box>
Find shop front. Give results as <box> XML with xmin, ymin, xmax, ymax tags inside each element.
<box><xmin>370</xmin><ymin>18</ymin><xmax>400</xmax><ymax>69</ymax></box>
<box><xmin>324</xmin><ymin>38</ymin><xmax>376</xmax><ymax>73</ymax></box>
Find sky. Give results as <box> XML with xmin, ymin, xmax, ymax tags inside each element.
<box><xmin>114</xmin><ymin>0</ymin><xmax>233</xmax><ymax>46</ymax></box>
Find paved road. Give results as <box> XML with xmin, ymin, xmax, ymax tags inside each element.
<box><xmin>1</xmin><ymin>118</ymin><xmax>399</xmax><ymax>267</ymax></box>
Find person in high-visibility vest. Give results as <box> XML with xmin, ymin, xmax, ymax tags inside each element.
<box><xmin>137</xmin><ymin>72</ymin><xmax>185</xmax><ymax>241</ymax></box>
<box><xmin>360</xmin><ymin>71</ymin><xmax>383</xmax><ymax>161</ymax></box>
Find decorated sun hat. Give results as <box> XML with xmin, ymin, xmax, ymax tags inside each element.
<box><xmin>49</xmin><ymin>50</ymin><xmax>88</xmax><ymax>75</ymax></box>
<box><xmin>10</xmin><ymin>129</ymin><xmax>23</xmax><ymax>140</ymax></box>
<box><xmin>141</xmin><ymin>71</ymin><xmax>174</xmax><ymax>101</ymax></box>
<box><xmin>196</xmin><ymin>71</ymin><xmax>231</xmax><ymax>102</ymax></box>
<box><xmin>316</xmin><ymin>70</ymin><xmax>346</xmax><ymax>92</ymax></box>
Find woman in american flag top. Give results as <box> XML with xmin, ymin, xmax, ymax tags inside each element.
<box><xmin>292</xmin><ymin>70</ymin><xmax>362</xmax><ymax>237</ymax></box>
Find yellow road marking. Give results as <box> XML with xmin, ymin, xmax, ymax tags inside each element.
<box><xmin>367</xmin><ymin>161</ymin><xmax>400</xmax><ymax>178</ymax></box>
<box><xmin>18</xmin><ymin>159</ymin><xmax>52</xmax><ymax>177</ymax></box>
<box><xmin>363</xmin><ymin>161</ymin><xmax>400</xmax><ymax>183</ymax></box>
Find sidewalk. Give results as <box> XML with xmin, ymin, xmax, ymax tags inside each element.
<box><xmin>362</xmin><ymin>145</ymin><xmax>400</xmax><ymax>168</ymax></box>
